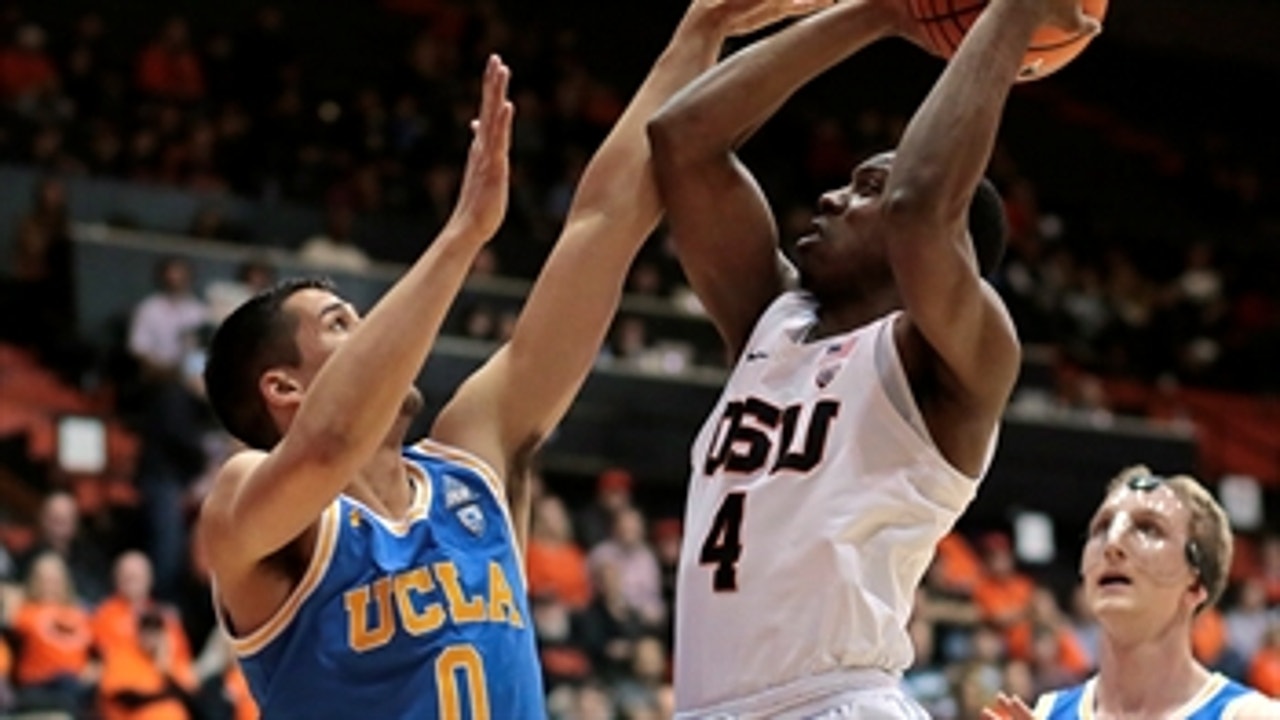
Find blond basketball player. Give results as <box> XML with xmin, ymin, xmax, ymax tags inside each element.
<box><xmin>648</xmin><ymin>0</ymin><xmax>1096</xmax><ymax>716</ymax></box>
<box><xmin>985</xmin><ymin>467</ymin><xmax>1280</xmax><ymax>720</ymax></box>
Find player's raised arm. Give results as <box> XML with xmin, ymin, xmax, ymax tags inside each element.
<box><xmin>198</xmin><ymin>56</ymin><xmax>513</xmax><ymax>570</ymax></box>
<box><xmin>432</xmin><ymin>0</ymin><xmax>829</xmax><ymax>482</ymax></box>
<box><xmin>647</xmin><ymin>0</ymin><xmax>909</xmax><ymax>358</ymax></box>
<box><xmin>879</xmin><ymin>0</ymin><xmax>1095</xmax><ymax>405</ymax></box>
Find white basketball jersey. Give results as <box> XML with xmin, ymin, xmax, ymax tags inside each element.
<box><xmin>674</xmin><ymin>292</ymin><xmax>997</xmax><ymax>717</ymax></box>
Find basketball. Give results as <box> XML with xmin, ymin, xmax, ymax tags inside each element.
<box><xmin>908</xmin><ymin>0</ymin><xmax>1107</xmax><ymax>81</ymax></box>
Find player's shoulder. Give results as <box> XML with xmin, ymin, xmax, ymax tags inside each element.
<box><xmin>199</xmin><ymin>450</ymin><xmax>269</xmax><ymax>537</ymax></box>
<box><xmin>1225</xmin><ymin>692</ymin><xmax>1280</xmax><ymax>719</ymax></box>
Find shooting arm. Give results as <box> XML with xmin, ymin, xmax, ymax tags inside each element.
<box><xmin>879</xmin><ymin>0</ymin><xmax>1038</xmax><ymax>401</ymax></box>
<box><xmin>648</xmin><ymin>0</ymin><xmax>901</xmax><ymax>357</ymax></box>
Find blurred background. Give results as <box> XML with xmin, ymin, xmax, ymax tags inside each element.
<box><xmin>0</xmin><ymin>0</ymin><xmax>1276</xmax><ymax>717</ymax></box>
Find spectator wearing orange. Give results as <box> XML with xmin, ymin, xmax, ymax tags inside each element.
<box><xmin>98</xmin><ymin>609</ymin><xmax>198</xmax><ymax>720</ymax></box>
<box><xmin>934</xmin><ymin>531</ymin><xmax>985</xmax><ymax>597</ymax></box>
<box><xmin>526</xmin><ymin>494</ymin><xmax>592</xmax><ymax>609</ymax></box>
<box><xmin>1248</xmin><ymin>623</ymin><xmax>1280</xmax><ymax>697</ymax></box>
<box><xmin>93</xmin><ymin>551</ymin><xmax>191</xmax><ymax>667</ymax></box>
<box><xmin>7</xmin><ymin>551</ymin><xmax>96</xmax><ymax>715</ymax></box>
<box><xmin>135</xmin><ymin>17</ymin><xmax>204</xmax><ymax>101</ymax></box>
<box><xmin>972</xmin><ymin>532</ymin><xmax>1036</xmax><ymax>660</ymax></box>
<box><xmin>1023</xmin><ymin>587</ymin><xmax>1091</xmax><ymax>690</ymax></box>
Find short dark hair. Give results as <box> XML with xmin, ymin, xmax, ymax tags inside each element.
<box><xmin>203</xmin><ymin>277</ymin><xmax>335</xmax><ymax>450</ymax></box>
<box><xmin>968</xmin><ymin>177</ymin><xmax>1008</xmax><ymax>277</ymax></box>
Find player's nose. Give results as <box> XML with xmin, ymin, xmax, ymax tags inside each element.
<box><xmin>817</xmin><ymin>189</ymin><xmax>847</xmax><ymax>215</ymax></box>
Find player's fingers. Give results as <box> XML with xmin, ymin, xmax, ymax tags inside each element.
<box><xmin>479</xmin><ymin>55</ymin><xmax>509</xmax><ymax>129</ymax></box>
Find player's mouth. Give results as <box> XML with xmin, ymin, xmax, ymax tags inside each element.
<box><xmin>1097</xmin><ymin>571</ymin><xmax>1132</xmax><ymax>589</ymax></box>
<box><xmin>794</xmin><ymin>221</ymin><xmax>824</xmax><ymax>251</ymax></box>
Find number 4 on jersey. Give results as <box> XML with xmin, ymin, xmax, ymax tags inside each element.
<box><xmin>699</xmin><ymin>492</ymin><xmax>745</xmax><ymax>592</ymax></box>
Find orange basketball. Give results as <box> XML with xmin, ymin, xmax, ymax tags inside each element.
<box><xmin>908</xmin><ymin>0</ymin><xmax>1107</xmax><ymax>81</ymax></box>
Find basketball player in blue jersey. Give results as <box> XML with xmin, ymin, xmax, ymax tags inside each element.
<box><xmin>984</xmin><ymin>466</ymin><xmax>1280</xmax><ymax>720</ymax></box>
<box><xmin>648</xmin><ymin>0</ymin><xmax>1097</xmax><ymax>716</ymax></box>
<box><xmin>196</xmin><ymin>2</ymin><xmax>832</xmax><ymax>718</ymax></box>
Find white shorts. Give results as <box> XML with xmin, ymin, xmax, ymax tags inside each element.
<box><xmin>677</xmin><ymin>669</ymin><xmax>930</xmax><ymax>720</ymax></box>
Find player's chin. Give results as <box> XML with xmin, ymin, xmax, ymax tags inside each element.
<box><xmin>401</xmin><ymin>387</ymin><xmax>425</xmax><ymax>417</ymax></box>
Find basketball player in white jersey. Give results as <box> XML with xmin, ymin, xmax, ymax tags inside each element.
<box><xmin>984</xmin><ymin>467</ymin><xmax>1279</xmax><ymax>720</ymax></box>
<box><xmin>648</xmin><ymin>0</ymin><xmax>1097</xmax><ymax>716</ymax></box>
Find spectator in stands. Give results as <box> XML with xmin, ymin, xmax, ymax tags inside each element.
<box><xmin>205</xmin><ymin>258</ymin><xmax>276</xmax><ymax>325</ymax></box>
<box><xmin>16</xmin><ymin>491</ymin><xmax>110</xmax><ymax>604</ymax></box>
<box><xmin>297</xmin><ymin>202</ymin><xmax>371</xmax><ymax>273</ymax></box>
<box><xmin>587</xmin><ymin>507</ymin><xmax>664</xmax><ymax>632</ymax></box>
<box><xmin>5</xmin><ymin>176</ymin><xmax>79</xmax><ymax>377</ymax></box>
<box><xmin>6</xmin><ymin>552</ymin><xmax>96</xmax><ymax>716</ymax></box>
<box><xmin>128</xmin><ymin>255</ymin><xmax>209</xmax><ymax>382</ymax></box>
<box><xmin>902</xmin><ymin>615</ymin><xmax>957</xmax><ymax>719</ymax></box>
<box><xmin>650</xmin><ymin>517</ymin><xmax>681</xmax><ymax>643</ymax></box>
<box><xmin>1065</xmin><ymin>584</ymin><xmax>1100</xmax><ymax>670</ymax></box>
<box><xmin>1224</xmin><ymin>576</ymin><xmax>1275</xmax><ymax>665</ymax></box>
<box><xmin>531</xmin><ymin>596</ymin><xmax>594</xmax><ymax>695</ymax></box>
<box><xmin>580</xmin><ymin>561</ymin><xmax>653</xmax><ymax>682</ymax></box>
<box><xmin>0</xmin><ymin>634</ymin><xmax>11</xmax><ymax>713</ymax></box>
<box><xmin>573</xmin><ymin>679</ymin><xmax>617</xmax><ymax>720</ymax></box>
<box><xmin>127</xmin><ymin>255</ymin><xmax>214</xmax><ymax>600</ymax></box>
<box><xmin>136</xmin><ymin>17</ymin><xmax>205</xmax><ymax>102</ymax></box>
<box><xmin>190</xmin><ymin>630</ymin><xmax>257</xmax><ymax>720</ymax></box>
<box><xmin>527</xmin><ymin>494</ymin><xmax>592</xmax><ymax>610</ymax></box>
<box><xmin>973</xmin><ymin>531</ymin><xmax>1036</xmax><ymax>661</ymax></box>
<box><xmin>575</xmin><ymin>466</ymin><xmax>634</xmax><ymax>550</ymax></box>
<box><xmin>92</xmin><ymin>551</ymin><xmax>191</xmax><ymax>668</ymax></box>
<box><xmin>1023</xmin><ymin>587</ymin><xmax>1090</xmax><ymax>691</ymax></box>
<box><xmin>1247</xmin><ymin>623</ymin><xmax>1280</xmax><ymax>697</ymax></box>
<box><xmin>611</xmin><ymin>634</ymin><xmax>670</xmax><ymax>720</ymax></box>
<box><xmin>97</xmin><ymin>607</ymin><xmax>199</xmax><ymax>720</ymax></box>
<box><xmin>0</xmin><ymin>23</ymin><xmax>58</xmax><ymax>110</ymax></box>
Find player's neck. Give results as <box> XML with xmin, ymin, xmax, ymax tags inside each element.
<box><xmin>349</xmin><ymin>446</ymin><xmax>417</xmax><ymax>521</ymax></box>
<box><xmin>806</xmin><ymin>293</ymin><xmax>896</xmax><ymax>342</ymax></box>
<box><xmin>1093</xmin><ymin>629</ymin><xmax>1209</xmax><ymax>717</ymax></box>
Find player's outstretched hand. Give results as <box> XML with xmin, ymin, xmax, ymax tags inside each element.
<box><xmin>1033</xmin><ymin>0</ymin><xmax>1101</xmax><ymax>36</ymax></box>
<box><xmin>708</xmin><ymin>0</ymin><xmax>836</xmax><ymax>37</ymax></box>
<box><xmin>982</xmin><ymin>692</ymin><xmax>1037</xmax><ymax>720</ymax></box>
<box><xmin>446</xmin><ymin>54</ymin><xmax>514</xmax><ymax>244</ymax></box>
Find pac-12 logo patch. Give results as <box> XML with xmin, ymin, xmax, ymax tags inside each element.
<box><xmin>455</xmin><ymin>504</ymin><xmax>485</xmax><ymax>535</ymax></box>
<box><xmin>444</xmin><ymin>476</ymin><xmax>484</xmax><ymax>535</ymax></box>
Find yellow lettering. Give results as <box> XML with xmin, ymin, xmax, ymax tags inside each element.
<box><xmin>394</xmin><ymin>568</ymin><xmax>446</xmax><ymax>636</ymax></box>
<box><xmin>343</xmin><ymin>577</ymin><xmax>395</xmax><ymax>652</ymax></box>
<box><xmin>487</xmin><ymin>562</ymin><xmax>523</xmax><ymax>628</ymax></box>
<box><xmin>436</xmin><ymin>645</ymin><xmax>489</xmax><ymax>720</ymax></box>
<box><xmin>433</xmin><ymin>561</ymin><xmax>485</xmax><ymax>623</ymax></box>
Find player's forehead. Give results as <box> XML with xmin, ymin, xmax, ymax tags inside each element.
<box><xmin>854</xmin><ymin>151</ymin><xmax>895</xmax><ymax>177</ymax></box>
<box><xmin>283</xmin><ymin>287</ymin><xmax>352</xmax><ymax>325</ymax></box>
<box><xmin>1096</xmin><ymin>482</ymin><xmax>1188</xmax><ymax>524</ymax></box>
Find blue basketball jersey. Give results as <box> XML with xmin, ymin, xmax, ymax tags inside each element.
<box><xmin>1034</xmin><ymin>672</ymin><xmax>1262</xmax><ymax>719</ymax></box>
<box><xmin>224</xmin><ymin>439</ymin><xmax>545</xmax><ymax>720</ymax></box>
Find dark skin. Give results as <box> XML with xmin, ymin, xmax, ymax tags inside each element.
<box><xmin>648</xmin><ymin>0</ymin><xmax>1098</xmax><ymax>477</ymax></box>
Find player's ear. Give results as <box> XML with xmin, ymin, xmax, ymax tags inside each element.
<box><xmin>1188</xmin><ymin>581</ymin><xmax>1208</xmax><ymax>612</ymax></box>
<box><xmin>261</xmin><ymin>368</ymin><xmax>303</xmax><ymax>408</ymax></box>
